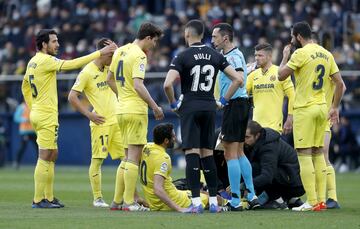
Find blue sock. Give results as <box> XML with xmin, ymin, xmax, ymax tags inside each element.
<box><xmin>238</xmin><ymin>155</ymin><xmax>255</xmax><ymax>200</ymax></box>
<box><xmin>227</xmin><ymin>159</ymin><xmax>241</xmax><ymax>206</ymax></box>
<box><xmin>258</xmin><ymin>191</ymin><xmax>269</xmax><ymax>205</ymax></box>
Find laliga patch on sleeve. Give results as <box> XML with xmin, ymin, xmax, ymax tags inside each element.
<box><xmin>139</xmin><ymin>63</ymin><xmax>145</xmax><ymax>72</ymax></box>
<box><xmin>160</xmin><ymin>162</ymin><xmax>168</xmax><ymax>173</ymax></box>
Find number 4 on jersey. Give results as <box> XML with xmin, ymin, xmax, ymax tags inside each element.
<box><xmin>116</xmin><ymin>60</ymin><xmax>125</xmax><ymax>86</ymax></box>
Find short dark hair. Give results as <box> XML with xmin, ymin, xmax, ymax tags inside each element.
<box><xmin>292</xmin><ymin>21</ymin><xmax>312</xmax><ymax>40</ymax></box>
<box><xmin>247</xmin><ymin>121</ymin><xmax>263</xmax><ymax>135</ymax></box>
<box><xmin>255</xmin><ymin>43</ymin><xmax>272</xmax><ymax>52</ymax></box>
<box><xmin>153</xmin><ymin>123</ymin><xmax>174</xmax><ymax>145</ymax></box>
<box><xmin>213</xmin><ymin>23</ymin><xmax>234</xmax><ymax>42</ymax></box>
<box><xmin>36</xmin><ymin>29</ymin><xmax>58</xmax><ymax>51</ymax></box>
<box><xmin>96</xmin><ymin>38</ymin><xmax>110</xmax><ymax>50</ymax></box>
<box><xmin>185</xmin><ymin>19</ymin><xmax>204</xmax><ymax>37</ymax></box>
<box><xmin>137</xmin><ymin>22</ymin><xmax>163</xmax><ymax>40</ymax></box>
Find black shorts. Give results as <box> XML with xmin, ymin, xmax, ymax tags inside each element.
<box><xmin>180</xmin><ymin>111</ymin><xmax>216</xmax><ymax>150</ymax></box>
<box><xmin>221</xmin><ymin>97</ymin><xmax>250</xmax><ymax>142</ymax></box>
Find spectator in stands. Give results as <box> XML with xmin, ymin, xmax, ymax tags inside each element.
<box><xmin>330</xmin><ymin>117</ymin><xmax>359</xmax><ymax>172</ymax></box>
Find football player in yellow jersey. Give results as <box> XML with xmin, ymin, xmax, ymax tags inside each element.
<box><xmin>68</xmin><ymin>38</ymin><xmax>125</xmax><ymax>208</ymax></box>
<box><xmin>246</xmin><ymin>43</ymin><xmax>295</xmax><ymax>134</ymax></box>
<box><xmin>278</xmin><ymin>22</ymin><xmax>345</xmax><ymax>211</ymax></box>
<box><xmin>107</xmin><ymin>22</ymin><xmax>164</xmax><ymax>211</ymax></box>
<box><xmin>311</xmin><ymin>32</ymin><xmax>345</xmax><ymax>209</ymax></box>
<box><xmin>22</xmin><ymin>29</ymin><xmax>117</xmax><ymax>209</ymax></box>
<box><xmin>140</xmin><ymin>123</ymin><xmax>209</xmax><ymax>212</ymax></box>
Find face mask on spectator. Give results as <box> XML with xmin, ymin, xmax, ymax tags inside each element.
<box><xmin>263</xmin><ymin>5</ymin><xmax>273</xmax><ymax>16</ymax></box>
<box><xmin>243</xmin><ymin>38</ymin><xmax>252</xmax><ymax>47</ymax></box>
<box><xmin>284</xmin><ymin>20</ymin><xmax>292</xmax><ymax>28</ymax></box>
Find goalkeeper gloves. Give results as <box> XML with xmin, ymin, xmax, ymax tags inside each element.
<box><xmin>170</xmin><ymin>94</ymin><xmax>184</xmax><ymax>112</ymax></box>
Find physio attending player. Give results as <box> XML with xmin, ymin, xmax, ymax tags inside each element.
<box><xmin>22</xmin><ymin>29</ymin><xmax>116</xmax><ymax>208</ymax></box>
<box><xmin>211</xmin><ymin>23</ymin><xmax>259</xmax><ymax>211</ymax></box>
<box><xmin>246</xmin><ymin>43</ymin><xmax>295</xmax><ymax>134</ymax></box>
<box><xmin>278</xmin><ymin>22</ymin><xmax>345</xmax><ymax>211</ymax></box>
<box><xmin>107</xmin><ymin>22</ymin><xmax>164</xmax><ymax>211</ymax></box>
<box><xmin>164</xmin><ymin>20</ymin><xmax>242</xmax><ymax>213</ymax></box>
<box><xmin>68</xmin><ymin>38</ymin><xmax>124</xmax><ymax>208</ymax></box>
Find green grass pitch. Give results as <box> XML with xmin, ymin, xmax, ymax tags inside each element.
<box><xmin>0</xmin><ymin>166</ymin><xmax>359</xmax><ymax>229</ymax></box>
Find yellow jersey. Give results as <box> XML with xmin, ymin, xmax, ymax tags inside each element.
<box><xmin>72</xmin><ymin>62</ymin><xmax>118</xmax><ymax>126</ymax></box>
<box><xmin>286</xmin><ymin>43</ymin><xmax>339</xmax><ymax>109</ymax></box>
<box><xmin>247</xmin><ymin>65</ymin><xmax>294</xmax><ymax>132</ymax></box>
<box><xmin>109</xmin><ymin>43</ymin><xmax>148</xmax><ymax>114</ymax></box>
<box><xmin>140</xmin><ymin>143</ymin><xmax>189</xmax><ymax>211</ymax></box>
<box><xmin>22</xmin><ymin>51</ymin><xmax>100</xmax><ymax>125</ymax></box>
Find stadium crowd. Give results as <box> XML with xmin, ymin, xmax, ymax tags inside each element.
<box><xmin>0</xmin><ymin>0</ymin><xmax>359</xmax><ymax>173</ymax></box>
<box><xmin>0</xmin><ymin>0</ymin><xmax>360</xmax><ymax>74</ymax></box>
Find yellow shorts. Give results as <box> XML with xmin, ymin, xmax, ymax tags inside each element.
<box><xmin>30</xmin><ymin>111</ymin><xmax>58</xmax><ymax>150</ymax></box>
<box><xmin>325</xmin><ymin>119</ymin><xmax>332</xmax><ymax>132</ymax></box>
<box><xmin>293</xmin><ymin>104</ymin><xmax>327</xmax><ymax>148</ymax></box>
<box><xmin>117</xmin><ymin>114</ymin><xmax>148</xmax><ymax>146</ymax></box>
<box><xmin>90</xmin><ymin>124</ymin><xmax>125</xmax><ymax>160</ymax></box>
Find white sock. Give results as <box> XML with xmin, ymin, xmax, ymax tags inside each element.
<box><xmin>191</xmin><ymin>197</ymin><xmax>202</xmax><ymax>206</ymax></box>
<box><xmin>209</xmin><ymin>196</ymin><xmax>218</xmax><ymax>206</ymax></box>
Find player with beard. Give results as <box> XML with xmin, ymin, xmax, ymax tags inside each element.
<box><xmin>22</xmin><ymin>29</ymin><xmax>116</xmax><ymax>208</ymax></box>
<box><xmin>278</xmin><ymin>21</ymin><xmax>345</xmax><ymax>211</ymax></box>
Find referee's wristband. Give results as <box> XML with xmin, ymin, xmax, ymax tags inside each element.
<box><xmin>219</xmin><ymin>96</ymin><xmax>228</xmax><ymax>106</ymax></box>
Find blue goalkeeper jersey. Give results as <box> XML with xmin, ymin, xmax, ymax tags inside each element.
<box><xmin>218</xmin><ymin>47</ymin><xmax>248</xmax><ymax>99</ymax></box>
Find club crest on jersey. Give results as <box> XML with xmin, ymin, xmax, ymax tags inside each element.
<box><xmin>102</xmin><ymin>146</ymin><xmax>107</xmax><ymax>152</ymax></box>
<box><xmin>160</xmin><ymin>162</ymin><xmax>168</xmax><ymax>173</ymax></box>
<box><xmin>270</xmin><ymin>75</ymin><xmax>276</xmax><ymax>81</ymax></box>
<box><xmin>139</xmin><ymin>63</ymin><xmax>145</xmax><ymax>72</ymax></box>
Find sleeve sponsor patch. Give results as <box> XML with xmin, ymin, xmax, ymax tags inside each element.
<box><xmin>160</xmin><ymin>162</ymin><xmax>168</xmax><ymax>173</ymax></box>
<box><xmin>139</xmin><ymin>63</ymin><xmax>145</xmax><ymax>72</ymax></box>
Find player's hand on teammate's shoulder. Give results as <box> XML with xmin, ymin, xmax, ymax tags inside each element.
<box><xmin>153</xmin><ymin>106</ymin><xmax>164</xmax><ymax>120</ymax></box>
<box><xmin>87</xmin><ymin>111</ymin><xmax>105</xmax><ymax>125</ymax></box>
<box><xmin>99</xmin><ymin>41</ymin><xmax>118</xmax><ymax>56</ymax></box>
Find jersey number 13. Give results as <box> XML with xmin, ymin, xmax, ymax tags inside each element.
<box><xmin>190</xmin><ymin>64</ymin><xmax>215</xmax><ymax>92</ymax></box>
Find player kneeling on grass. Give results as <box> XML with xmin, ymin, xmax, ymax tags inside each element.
<box><xmin>139</xmin><ymin>123</ymin><xmax>225</xmax><ymax>212</ymax></box>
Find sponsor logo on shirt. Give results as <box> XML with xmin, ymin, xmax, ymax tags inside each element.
<box><xmin>160</xmin><ymin>162</ymin><xmax>168</xmax><ymax>173</ymax></box>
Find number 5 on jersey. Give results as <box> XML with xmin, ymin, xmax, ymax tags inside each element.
<box><xmin>29</xmin><ymin>75</ymin><xmax>38</xmax><ymax>98</ymax></box>
<box><xmin>116</xmin><ymin>60</ymin><xmax>125</xmax><ymax>86</ymax></box>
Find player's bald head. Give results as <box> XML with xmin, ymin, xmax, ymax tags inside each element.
<box><xmin>185</xmin><ymin>20</ymin><xmax>204</xmax><ymax>38</ymax></box>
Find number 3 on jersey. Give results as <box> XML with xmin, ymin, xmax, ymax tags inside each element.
<box><xmin>190</xmin><ymin>64</ymin><xmax>215</xmax><ymax>92</ymax></box>
<box><xmin>116</xmin><ymin>60</ymin><xmax>125</xmax><ymax>87</ymax></box>
<box><xmin>312</xmin><ymin>64</ymin><xmax>325</xmax><ymax>90</ymax></box>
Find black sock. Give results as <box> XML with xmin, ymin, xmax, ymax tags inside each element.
<box><xmin>185</xmin><ymin>153</ymin><xmax>201</xmax><ymax>198</ymax></box>
<box><xmin>201</xmin><ymin>156</ymin><xmax>218</xmax><ymax>197</ymax></box>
